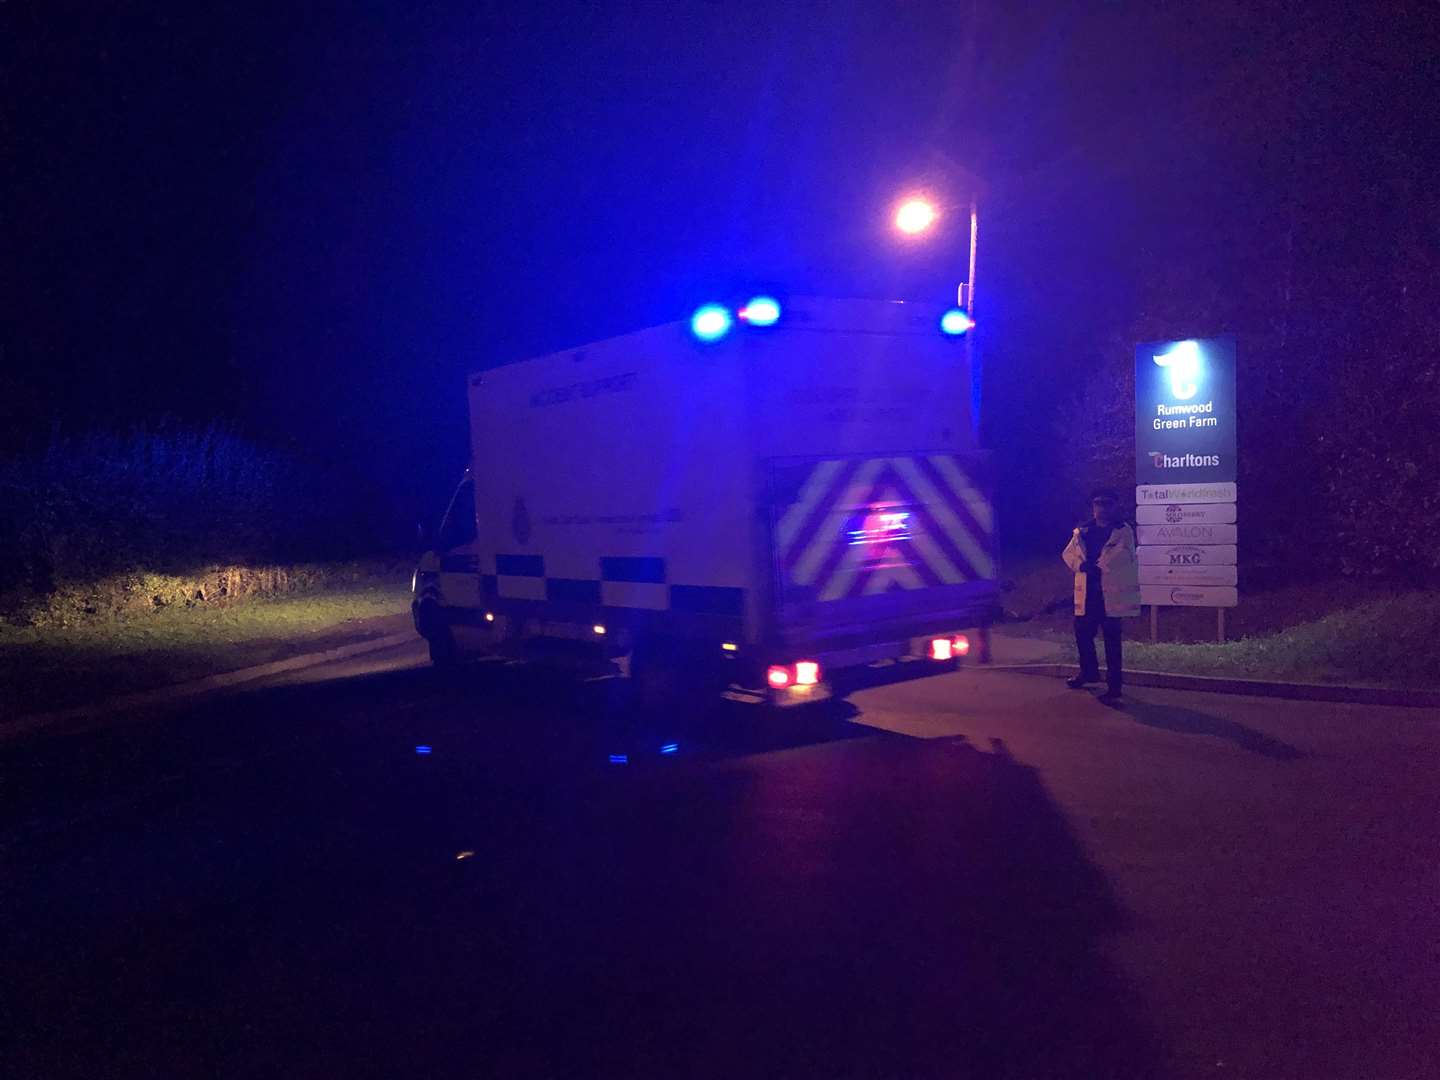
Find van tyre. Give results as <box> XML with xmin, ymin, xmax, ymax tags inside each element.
<box><xmin>427</xmin><ymin>626</ymin><xmax>460</xmax><ymax>668</ymax></box>
<box><xmin>630</xmin><ymin>640</ymin><xmax>727</xmax><ymax>715</ymax></box>
<box><xmin>418</xmin><ymin>602</ymin><xmax>459</xmax><ymax>669</ymax></box>
<box><xmin>630</xmin><ymin>645</ymin><xmax>682</xmax><ymax>714</ymax></box>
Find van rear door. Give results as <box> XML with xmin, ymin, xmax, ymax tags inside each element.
<box><xmin>767</xmin><ymin>450</ymin><xmax>997</xmax><ymax>648</ymax></box>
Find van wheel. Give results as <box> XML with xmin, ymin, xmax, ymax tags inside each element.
<box><xmin>630</xmin><ymin>646</ymin><xmax>682</xmax><ymax>714</ymax></box>
<box><xmin>419</xmin><ymin>603</ymin><xmax>459</xmax><ymax>668</ymax></box>
<box><xmin>631</xmin><ymin>640</ymin><xmax>727</xmax><ymax>714</ymax></box>
<box><xmin>427</xmin><ymin>627</ymin><xmax>459</xmax><ymax>668</ymax></box>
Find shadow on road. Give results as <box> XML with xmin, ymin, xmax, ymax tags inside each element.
<box><xmin>831</xmin><ymin>655</ymin><xmax>965</xmax><ymax>695</ymax></box>
<box><xmin>8</xmin><ymin>657</ymin><xmax>1162</xmax><ymax>1079</ymax></box>
<box><xmin>1115</xmin><ymin>697</ymin><xmax>1304</xmax><ymax>760</ymax></box>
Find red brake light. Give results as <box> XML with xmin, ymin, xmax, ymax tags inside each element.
<box><xmin>930</xmin><ymin>637</ymin><xmax>953</xmax><ymax>661</ymax></box>
<box><xmin>953</xmin><ymin>634</ymin><xmax>971</xmax><ymax>656</ymax></box>
<box><xmin>767</xmin><ymin>665</ymin><xmax>792</xmax><ymax>688</ymax></box>
<box><xmin>795</xmin><ymin>660</ymin><xmax>820</xmax><ymax>686</ymax></box>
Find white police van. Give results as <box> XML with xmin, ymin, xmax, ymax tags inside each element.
<box><xmin>413</xmin><ymin>295</ymin><xmax>997</xmax><ymax>707</ymax></box>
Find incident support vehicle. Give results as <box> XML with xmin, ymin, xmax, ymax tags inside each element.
<box><xmin>413</xmin><ymin>295</ymin><xmax>998</xmax><ymax>707</ymax></box>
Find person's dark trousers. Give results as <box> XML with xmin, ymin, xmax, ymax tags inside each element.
<box><xmin>1074</xmin><ymin>613</ymin><xmax>1123</xmax><ymax>691</ymax></box>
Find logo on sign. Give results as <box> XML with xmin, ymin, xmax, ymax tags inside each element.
<box><xmin>1147</xmin><ymin>524</ymin><xmax>1232</xmax><ymax>542</ymax></box>
<box><xmin>846</xmin><ymin>507</ymin><xmax>913</xmax><ymax>572</ymax></box>
<box><xmin>1154</xmin><ymin>341</ymin><xmax>1202</xmax><ymax>400</ymax></box>
<box><xmin>1165</xmin><ymin>504</ymin><xmax>1184</xmax><ymax>523</ymax></box>
<box><xmin>1169</xmin><ymin>547</ymin><xmax>1204</xmax><ymax>565</ymax></box>
<box><xmin>1148</xmin><ymin>451</ymin><xmax>1221</xmax><ymax>469</ymax></box>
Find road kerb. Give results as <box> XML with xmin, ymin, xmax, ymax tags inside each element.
<box><xmin>3</xmin><ymin>630</ymin><xmax>419</xmax><ymax>741</ymax></box>
<box><xmin>985</xmin><ymin>663</ymin><xmax>1440</xmax><ymax>709</ymax></box>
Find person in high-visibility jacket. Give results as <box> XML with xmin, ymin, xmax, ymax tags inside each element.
<box><xmin>1061</xmin><ymin>490</ymin><xmax>1141</xmax><ymax>702</ymax></box>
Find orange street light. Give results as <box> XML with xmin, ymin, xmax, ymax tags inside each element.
<box><xmin>894</xmin><ymin>197</ymin><xmax>938</xmax><ymax>235</ymax></box>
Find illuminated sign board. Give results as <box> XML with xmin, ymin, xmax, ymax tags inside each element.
<box><xmin>1135</xmin><ymin>336</ymin><xmax>1236</xmax><ymax>485</ymax></box>
<box><xmin>1135</xmin><ymin>336</ymin><xmax>1238</xmax><ymax>611</ymax></box>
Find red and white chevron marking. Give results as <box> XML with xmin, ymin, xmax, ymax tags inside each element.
<box><xmin>774</xmin><ymin>454</ymin><xmax>994</xmax><ymax>601</ymax></box>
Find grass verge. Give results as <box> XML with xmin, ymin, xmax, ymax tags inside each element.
<box><xmin>0</xmin><ymin>582</ymin><xmax>411</xmax><ymax>718</ymax></box>
<box><xmin>1042</xmin><ymin>592</ymin><xmax>1440</xmax><ymax>689</ymax></box>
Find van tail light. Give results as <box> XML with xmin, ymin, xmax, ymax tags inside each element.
<box><xmin>930</xmin><ymin>637</ymin><xmax>954</xmax><ymax>661</ymax></box>
<box><xmin>768</xmin><ymin>661</ymin><xmax>821</xmax><ymax>689</ymax></box>
<box><xmin>953</xmin><ymin>634</ymin><xmax>971</xmax><ymax>657</ymax></box>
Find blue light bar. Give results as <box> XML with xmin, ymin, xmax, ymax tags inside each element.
<box><xmin>415</xmin><ymin>745</ymin><xmax>432</xmax><ymax>755</ymax></box>
<box><xmin>690</xmin><ymin>304</ymin><xmax>733</xmax><ymax>342</ymax></box>
<box><xmin>660</xmin><ymin>742</ymin><xmax>679</xmax><ymax>755</ymax></box>
<box><xmin>608</xmin><ymin>753</ymin><xmax>629</xmax><ymax>765</ymax></box>
<box><xmin>940</xmin><ymin>307</ymin><xmax>974</xmax><ymax>336</ymax></box>
<box><xmin>738</xmin><ymin>296</ymin><xmax>781</xmax><ymax>327</ymax></box>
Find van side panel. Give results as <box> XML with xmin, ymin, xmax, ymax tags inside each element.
<box><xmin>468</xmin><ymin>324</ymin><xmax>754</xmax><ymax>640</ymax></box>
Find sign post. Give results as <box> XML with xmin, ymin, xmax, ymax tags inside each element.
<box><xmin>1135</xmin><ymin>337</ymin><xmax>1237</xmax><ymax>635</ymax></box>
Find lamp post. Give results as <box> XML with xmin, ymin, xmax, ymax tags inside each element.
<box><xmin>891</xmin><ymin>193</ymin><xmax>979</xmax><ymax>315</ymax></box>
<box><xmin>892</xmin><ymin>192</ymin><xmax>981</xmax><ymax>443</ymax></box>
<box><xmin>892</xmin><ymin>188</ymin><xmax>986</xmax><ymax>660</ymax></box>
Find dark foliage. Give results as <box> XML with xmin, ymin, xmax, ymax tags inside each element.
<box><xmin>0</xmin><ymin>426</ymin><xmax>392</xmax><ymax>596</ymax></box>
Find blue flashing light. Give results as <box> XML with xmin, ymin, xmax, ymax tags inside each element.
<box><xmin>739</xmin><ymin>296</ymin><xmax>781</xmax><ymax>327</ymax></box>
<box><xmin>660</xmin><ymin>742</ymin><xmax>679</xmax><ymax>755</ymax></box>
<box><xmin>415</xmin><ymin>745</ymin><xmax>432</xmax><ymax>755</ymax></box>
<box><xmin>940</xmin><ymin>308</ymin><xmax>974</xmax><ymax>336</ymax></box>
<box><xmin>608</xmin><ymin>753</ymin><xmax>629</xmax><ymax>765</ymax></box>
<box><xmin>690</xmin><ymin>304</ymin><xmax>733</xmax><ymax>342</ymax></box>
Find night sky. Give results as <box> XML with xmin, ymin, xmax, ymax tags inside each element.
<box><xmin>9</xmin><ymin>2</ymin><xmax>1432</xmax><ymax>542</ymax></box>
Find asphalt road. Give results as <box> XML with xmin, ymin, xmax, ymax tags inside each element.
<box><xmin>5</xmin><ymin>643</ymin><xmax>1438</xmax><ymax>1079</ymax></box>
